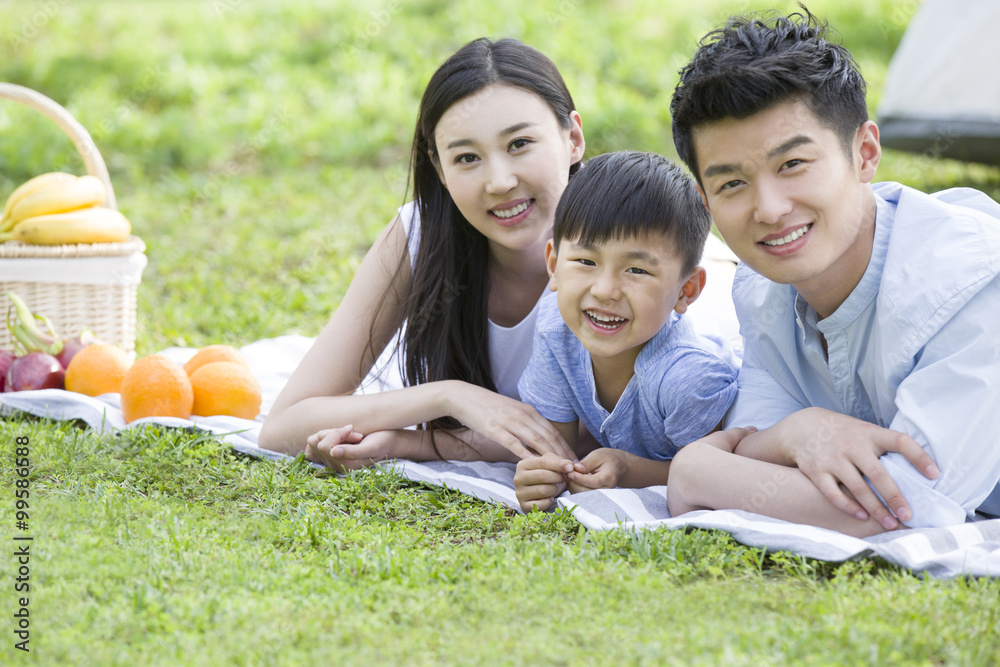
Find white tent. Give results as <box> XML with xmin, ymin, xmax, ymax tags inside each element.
<box><xmin>876</xmin><ymin>0</ymin><xmax>1000</xmax><ymax>166</ymax></box>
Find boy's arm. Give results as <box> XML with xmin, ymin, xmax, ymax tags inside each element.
<box><xmin>566</xmin><ymin>426</ymin><xmax>752</xmax><ymax>492</ymax></box>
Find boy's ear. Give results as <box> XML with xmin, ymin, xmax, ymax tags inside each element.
<box><xmin>673</xmin><ymin>266</ymin><xmax>707</xmax><ymax>314</ymax></box>
<box><xmin>544</xmin><ymin>239</ymin><xmax>559</xmax><ymax>291</ymax></box>
<box><xmin>856</xmin><ymin>121</ymin><xmax>881</xmax><ymax>184</ymax></box>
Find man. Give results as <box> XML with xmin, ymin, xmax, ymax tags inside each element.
<box><xmin>665</xmin><ymin>10</ymin><xmax>1000</xmax><ymax>535</ymax></box>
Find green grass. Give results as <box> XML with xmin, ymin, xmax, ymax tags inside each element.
<box><xmin>2</xmin><ymin>1</ymin><xmax>1000</xmax><ymax>664</ymax></box>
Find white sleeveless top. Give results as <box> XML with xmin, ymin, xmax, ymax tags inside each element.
<box><xmin>358</xmin><ymin>202</ymin><xmax>541</xmax><ymax>400</ymax></box>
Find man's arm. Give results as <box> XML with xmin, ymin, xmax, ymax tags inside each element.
<box><xmin>734</xmin><ymin>275</ymin><xmax>1000</xmax><ymax>529</ymax></box>
<box><xmin>733</xmin><ymin>408</ymin><xmax>938</xmax><ymax>530</ymax></box>
<box><xmin>666</xmin><ymin>438</ymin><xmax>892</xmax><ymax>538</ymax></box>
<box><xmin>726</xmin><ymin>351</ymin><xmax>937</xmax><ymax>529</ymax></box>
<box><xmin>875</xmin><ymin>276</ymin><xmax>1000</xmax><ymax>527</ymax></box>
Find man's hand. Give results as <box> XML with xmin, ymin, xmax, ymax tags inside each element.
<box><xmin>745</xmin><ymin>408</ymin><xmax>940</xmax><ymax>529</ymax></box>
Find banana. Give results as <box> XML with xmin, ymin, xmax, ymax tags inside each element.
<box><xmin>1</xmin><ymin>172</ymin><xmax>78</xmax><ymax>231</ymax></box>
<box><xmin>4</xmin><ymin>174</ymin><xmax>107</xmax><ymax>229</ymax></box>
<box><xmin>0</xmin><ymin>207</ymin><xmax>131</xmax><ymax>245</ymax></box>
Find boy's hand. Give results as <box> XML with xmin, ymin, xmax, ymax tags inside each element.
<box><xmin>767</xmin><ymin>408</ymin><xmax>940</xmax><ymax>530</ymax></box>
<box><xmin>514</xmin><ymin>453</ymin><xmax>572</xmax><ymax>512</ymax></box>
<box><xmin>565</xmin><ymin>448</ymin><xmax>629</xmax><ymax>492</ymax></box>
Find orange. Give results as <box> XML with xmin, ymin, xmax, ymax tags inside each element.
<box><xmin>189</xmin><ymin>361</ymin><xmax>262</xmax><ymax>419</ymax></box>
<box><xmin>64</xmin><ymin>344</ymin><xmax>132</xmax><ymax>397</ymax></box>
<box><xmin>120</xmin><ymin>354</ymin><xmax>194</xmax><ymax>423</ymax></box>
<box><xmin>183</xmin><ymin>344</ymin><xmax>249</xmax><ymax>377</ymax></box>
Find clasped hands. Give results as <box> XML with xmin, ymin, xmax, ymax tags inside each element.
<box><xmin>514</xmin><ymin>448</ymin><xmax>628</xmax><ymax>513</ymax></box>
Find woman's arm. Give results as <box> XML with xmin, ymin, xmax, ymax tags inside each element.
<box><xmin>259</xmin><ymin>215</ymin><xmax>449</xmax><ymax>453</ymax></box>
<box><xmin>258</xmin><ymin>216</ymin><xmax>573</xmax><ymax>460</ymax></box>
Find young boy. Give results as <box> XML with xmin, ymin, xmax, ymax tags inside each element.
<box><xmin>514</xmin><ymin>150</ymin><xmax>740</xmax><ymax>512</ymax></box>
<box><xmin>666</xmin><ymin>10</ymin><xmax>1000</xmax><ymax>535</ymax></box>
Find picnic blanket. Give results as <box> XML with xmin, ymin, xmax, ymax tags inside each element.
<box><xmin>3</xmin><ymin>333</ymin><xmax>999</xmax><ymax>579</ymax></box>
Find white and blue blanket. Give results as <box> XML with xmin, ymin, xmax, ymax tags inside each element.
<box><xmin>2</xmin><ymin>334</ymin><xmax>998</xmax><ymax>579</ymax></box>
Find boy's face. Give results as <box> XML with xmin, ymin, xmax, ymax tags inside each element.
<box><xmin>546</xmin><ymin>232</ymin><xmax>704</xmax><ymax>369</ymax></box>
<box><xmin>691</xmin><ymin>99</ymin><xmax>881</xmax><ymax>316</ymax></box>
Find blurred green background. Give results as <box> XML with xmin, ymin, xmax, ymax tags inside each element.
<box><xmin>3</xmin><ymin>0</ymin><xmax>996</xmax><ymax>353</ymax></box>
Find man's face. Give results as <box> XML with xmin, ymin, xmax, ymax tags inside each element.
<box><xmin>692</xmin><ymin>99</ymin><xmax>880</xmax><ymax>317</ymax></box>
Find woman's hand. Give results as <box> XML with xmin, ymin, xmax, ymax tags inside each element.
<box><xmin>444</xmin><ymin>382</ymin><xmax>577</xmax><ymax>461</ymax></box>
<box><xmin>305</xmin><ymin>426</ymin><xmax>398</xmax><ymax>473</ymax></box>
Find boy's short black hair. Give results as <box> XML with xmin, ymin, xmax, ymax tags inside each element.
<box><xmin>553</xmin><ymin>150</ymin><xmax>711</xmax><ymax>275</ymax></box>
<box><xmin>670</xmin><ymin>8</ymin><xmax>869</xmax><ymax>178</ymax></box>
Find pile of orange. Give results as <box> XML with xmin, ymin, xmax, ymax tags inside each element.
<box><xmin>184</xmin><ymin>344</ymin><xmax>261</xmax><ymax>420</ymax></box>
<box><xmin>120</xmin><ymin>354</ymin><xmax>193</xmax><ymax>423</ymax></box>
<box><xmin>114</xmin><ymin>344</ymin><xmax>261</xmax><ymax>423</ymax></box>
<box><xmin>64</xmin><ymin>344</ymin><xmax>133</xmax><ymax>397</ymax></box>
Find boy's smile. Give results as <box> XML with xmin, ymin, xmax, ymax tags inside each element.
<box><xmin>546</xmin><ymin>234</ymin><xmax>702</xmax><ymax>371</ymax></box>
<box><xmin>692</xmin><ymin>99</ymin><xmax>881</xmax><ymax>318</ymax></box>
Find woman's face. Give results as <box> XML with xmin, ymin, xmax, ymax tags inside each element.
<box><xmin>432</xmin><ymin>84</ymin><xmax>585</xmax><ymax>258</ymax></box>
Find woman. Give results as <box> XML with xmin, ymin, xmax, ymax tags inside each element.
<box><xmin>259</xmin><ymin>38</ymin><xmax>587</xmax><ymax>468</ymax></box>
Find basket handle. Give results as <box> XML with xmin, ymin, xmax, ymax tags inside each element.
<box><xmin>0</xmin><ymin>82</ymin><xmax>117</xmax><ymax>210</ymax></box>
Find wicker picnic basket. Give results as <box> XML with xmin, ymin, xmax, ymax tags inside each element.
<box><xmin>0</xmin><ymin>82</ymin><xmax>146</xmax><ymax>354</ymax></box>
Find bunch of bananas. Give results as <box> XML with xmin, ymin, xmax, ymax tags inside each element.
<box><xmin>0</xmin><ymin>172</ymin><xmax>131</xmax><ymax>245</ymax></box>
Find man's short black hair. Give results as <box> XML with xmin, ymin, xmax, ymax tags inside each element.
<box><xmin>671</xmin><ymin>8</ymin><xmax>868</xmax><ymax>178</ymax></box>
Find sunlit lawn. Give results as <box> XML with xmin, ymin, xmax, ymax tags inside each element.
<box><xmin>2</xmin><ymin>1</ymin><xmax>999</xmax><ymax>664</ymax></box>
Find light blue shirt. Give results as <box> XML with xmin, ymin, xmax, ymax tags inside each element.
<box><xmin>519</xmin><ymin>291</ymin><xmax>739</xmax><ymax>461</ymax></box>
<box><xmin>726</xmin><ymin>182</ymin><xmax>1000</xmax><ymax>528</ymax></box>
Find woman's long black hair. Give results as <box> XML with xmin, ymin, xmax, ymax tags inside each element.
<box><xmin>369</xmin><ymin>37</ymin><xmax>580</xmax><ymax>436</ymax></box>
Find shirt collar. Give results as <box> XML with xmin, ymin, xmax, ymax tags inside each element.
<box><xmin>801</xmin><ymin>192</ymin><xmax>894</xmax><ymax>334</ymax></box>
<box><xmin>635</xmin><ymin>311</ymin><xmax>681</xmax><ymax>370</ymax></box>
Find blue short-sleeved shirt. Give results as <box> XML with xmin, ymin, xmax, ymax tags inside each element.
<box><xmin>518</xmin><ymin>291</ymin><xmax>740</xmax><ymax>460</ymax></box>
